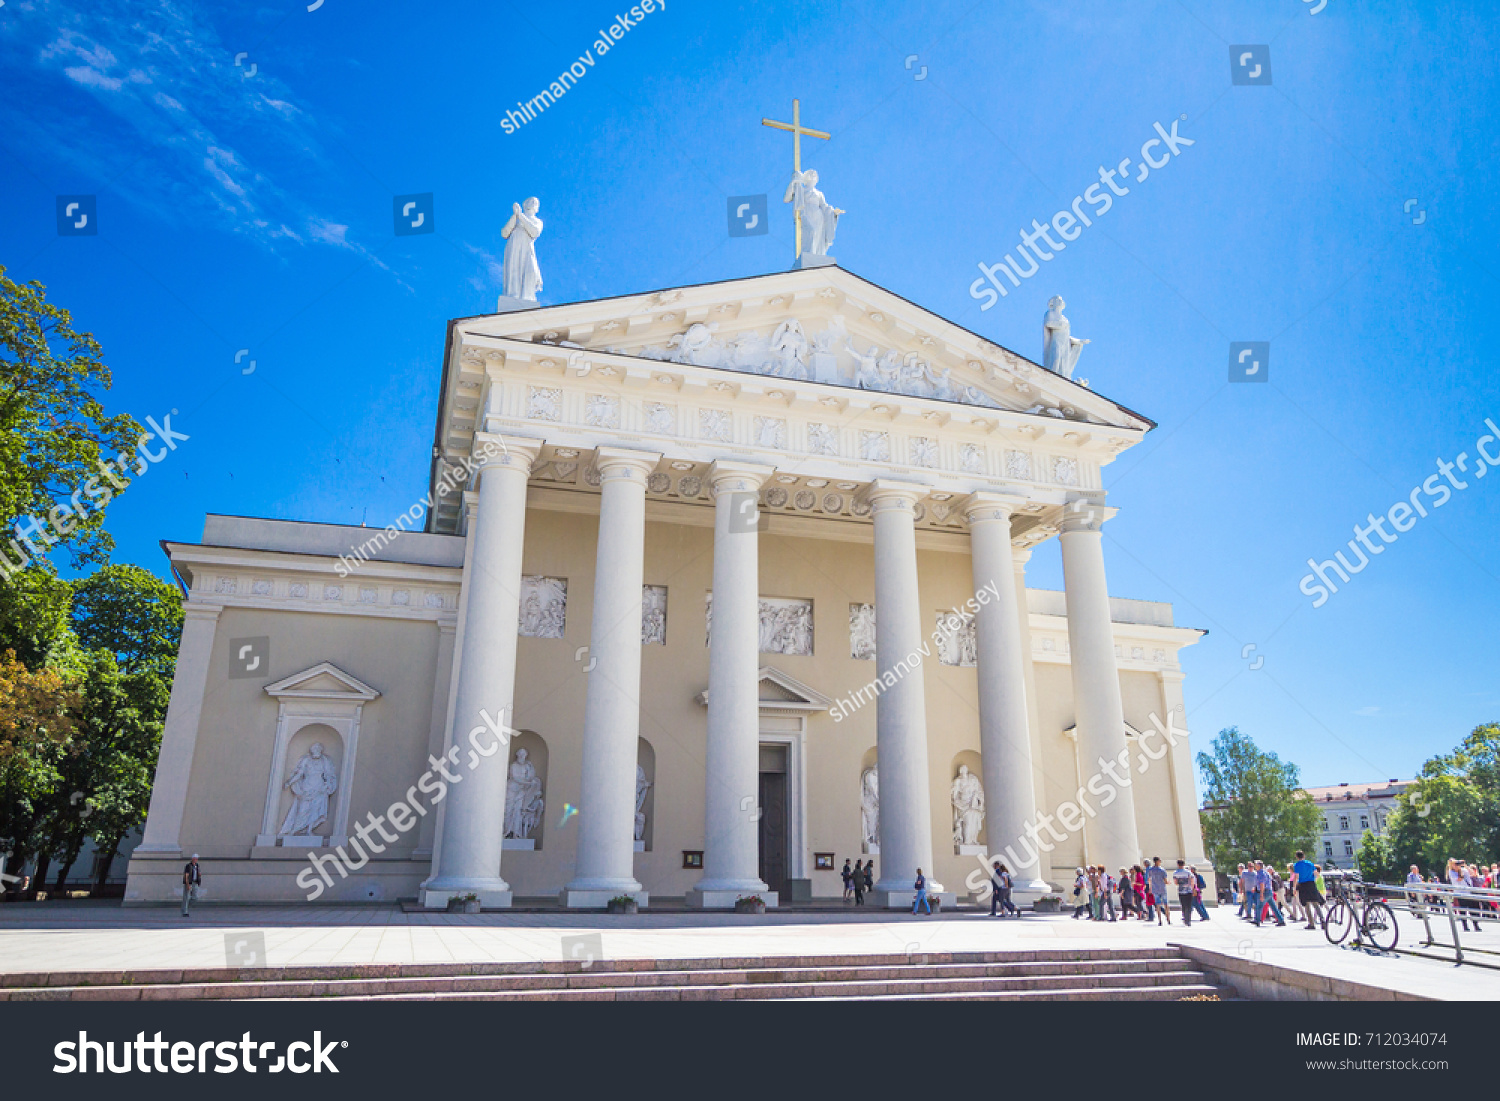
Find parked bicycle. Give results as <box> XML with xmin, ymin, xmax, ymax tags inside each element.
<box><xmin>1322</xmin><ymin>870</ymin><xmax>1399</xmax><ymax>951</ymax></box>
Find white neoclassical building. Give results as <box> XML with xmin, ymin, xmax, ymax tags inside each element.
<box><xmin>125</xmin><ymin>265</ymin><xmax>1208</xmax><ymax>909</ymax></box>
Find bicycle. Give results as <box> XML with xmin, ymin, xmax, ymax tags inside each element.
<box><xmin>1322</xmin><ymin>871</ymin><xmax>1399</xmax><ymax>951</ymax></box>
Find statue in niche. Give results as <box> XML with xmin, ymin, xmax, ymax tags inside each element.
<box><xmin>1043</xmin><ymin>295</ymin><xmax>1089</xmax><ymax>379</ymax></box>
<box><xmin>504</xmin><ymin>747</ymin><xmax>545</xmax><ymax>840</ymax></box>
<box><xmin>278</xmin><ymin>742</ymin><xmax>339</xmax><ymax>837</ymax></box>
<box><xmin>783</xmin><ymin>168</ymin><xmax>843</xmax><ymax>257</ymax></box>
<box><xmin>500</xmin><ymin>197</ymin><xmax>544</xmax><ymax>302</ymax></box>
<box><xmin>634</xmin><ymin>765</ymin><xmax>652</xmax><ymax>842</ymax></box>
<box><xmin>860</xmin><ymin>766</ymin><xmax>879</xmax><ymax>848</ymax></box>
<box><xmin>951</xmin><ymin>764</ymin><xmax>985</xmax><ymax>848</ymax></box>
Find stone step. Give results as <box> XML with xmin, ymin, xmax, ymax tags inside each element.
<box><xmin>1</xmin><ymin>956</ymin><xmax>1203</xmax><ymax>1002</ymax></box>
<box><xmin>0</xmin><ymin>946</ymin><xmax>1188</xmax><ymax>992</ymax></box>
<box><xmin>256</xmin><ymin>969</ymin><xmax>1217</xmax><ymax>1002</ymax></box>
<box><xmin>778</xmin><ymin>983</ymin><xmax>1229</xmax><ymax>1003</ymax></box>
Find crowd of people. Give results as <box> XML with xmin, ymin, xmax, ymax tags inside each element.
<box><xmin>840</xmin><ymin>858</ymin><xmax>875</xmax><ymax>905</ymax></box>
<box><xmin>1227</xmin><ymin>852</ymin><xmax>1326</xmax><ymax>929</ymax></box>
<box><xmin>1070</xmin><ymin>858</ymin><xmax>1212</xmax><ymax>925</ymax></box>
<box><xmin>1405</xmin><ymin>858</ymin><xmax>1497</xmax><ymax>932</ymax></box>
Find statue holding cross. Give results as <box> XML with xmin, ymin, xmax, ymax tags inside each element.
<box><xmin>762</xmin><ymin>99</ymin><xmax>844</xmax><ymax>262</ymax></box>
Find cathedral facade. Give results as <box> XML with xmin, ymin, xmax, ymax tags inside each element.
<box><xmin>125</xmin><ymin>266</ymin><xmax>1208</xmax><ymax>908</ymax></box>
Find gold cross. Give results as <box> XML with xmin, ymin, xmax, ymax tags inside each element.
<box><xmin>762</xmin><ymin>99</ymin><xmax>831</xmax><ymax>260</ymax></box>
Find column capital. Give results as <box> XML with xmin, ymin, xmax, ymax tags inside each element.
<box><xmin>962</xmin><ymin>491</ymin><xmax>1027</xmax><ymax>527</ymax></box>
<box><xmin>593</xmin><ymin>445</ymin><xmax>661</xmax><ymax>483</ymax></box>
<box><xmin>1057</xmin><ymin>497</ymin><xmax>1118</xmax><ymax>535</ymax></box>
<box><xmin>181</xmin><ymin>603</ymin><xmax>223</xmax><ymax>624</ymax></box>
<box><xmin>707</xmin><ymin>460</ymin><xmax>775</xmax><ymax>494</ymax></box>
<box><xmin>865</xmin><ymin>478</ymin><xmax>929</xmax><ymax>513</ymax></box>
<box><xmin>473</xmin><ymin>433</ymin><xmax>544</xmax><ymax>479</ymax></box>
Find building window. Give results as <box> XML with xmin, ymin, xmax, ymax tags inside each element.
<box><xmin>1322</xmin><ymin>818</ymin><xmax>1329</xmax><ymax>832</ymax></box>
<box><xmin>1343</xmin><ymin>839</ymin><xmax>1354</xmax><ymax>856</ymax></box>
<box><xmin>1338</xmin><ymin>814</ymin><xmax>1349</xmax><ymax>831</ymax></box>
<box><xmin>1323</xmin><ymin>841</ymin><xmax>1333</xmax><ymax>857</ymax></box>
<box><xmin>1360</xmin><ymin>814</ymin><xmax>1369</xmax><ymax>830</ymax></box>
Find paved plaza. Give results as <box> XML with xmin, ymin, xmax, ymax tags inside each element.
<box><xmin>0</xmin><ymin>901</ymin><xmax>1494</xmax><ymax>1000</ymax></box>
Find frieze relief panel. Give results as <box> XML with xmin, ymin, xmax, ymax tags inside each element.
<box><xmin>518</xmin><ymin>576</ymin><xmax>567</xmax><ymax>639</ymax></box>
<box><xmin>705</xmin><ymin>593</ymin><xmax>814</xmax><ymax>656</ymax></box>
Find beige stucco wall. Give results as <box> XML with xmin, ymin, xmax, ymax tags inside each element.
<box><xmin>130</xmin><ymin>502</ymin><xmax>1205</xmax><ymax>904</ymax></box>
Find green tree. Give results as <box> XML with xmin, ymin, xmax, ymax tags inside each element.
<box><xmin>71</xmin><ymin>564</ymin><xmax>183</xmax><ymax>682</ymax></box>
<box><xmin>1197</xmin><ymin>727</ymin><xmax>1321</xmax><ymax>873</ymax></box>
<box><xmin>1357</xmin><ymin>723</ymin><xmax>1500</xmax><ymax>881</ymax></box>
<box><xmin>0</xmin><ymin>651</ymin><xmax>79</xmax><ymax>885</ymax></box>
<box><xmin>0</xmin><ymin>269</ymin><xmax>142</xmax><ymax>667</ymax></box>
<box><xmin>39</xmin><ymin>651</ymin><xmax>162</xmax><ymax>891</ymax></box>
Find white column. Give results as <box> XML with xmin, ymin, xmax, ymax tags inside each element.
<box><xmin>965</xmin><ymin>495</ymin><xmax>1047</xmax><ymax>893</ymax></box>
<box><xmin>1158</xmin><ymin>670</ymin><xmax>1210</xmax><ymax>872</ymax></box>
<box><xmin>563</xmin><ymin>446</ymin><xmax>661</xmax><ymax>908</ymax></box>
<box><xmin>414</xmin><ymin>616</ymin><xmax>457</xmax><ymax>859</ymax></box>
<box><xmin>135</xmin><ymin>603</ymin><xmax>222</xmax><ymax>855</ymax></box>
<box><xmin>420</xmin><ymin>435</ymin><xmax>542</xmax><ymax>908</ymax></box>
<box><xmin>868</xmin><ymin>479</ymin><xmax>939</xmax><ymax>907</ymax></box>
<box><xmin>689</xmin><ymin>461</ymin><xmax>774</xmax><ymax>908</ymax></box>
<box><xmin>1058</xmin><ymin>501</ymin><xmax>1140</xmax><ymax>875</ymax></box>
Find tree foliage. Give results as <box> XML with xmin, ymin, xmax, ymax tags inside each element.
<box><xmin>1355</xmin><ymin>723</ymin><xmax>1500</xmax><ymax>881</ymax></box>
<box><xmin>1197</xmin><ymin>726</ymin><xmax>1322</xmax><ymax>872</ymax></box>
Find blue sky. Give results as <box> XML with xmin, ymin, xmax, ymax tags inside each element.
<box><xmin>2</xmin><ymin>0</ymin><xmax>1497</xmax><ymax>791</ymax></box>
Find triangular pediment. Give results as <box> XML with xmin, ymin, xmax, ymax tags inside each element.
<box><xmin>264</xmin><ymin>662</ymin><xmax>381</xmax><ymax>701</ymax></box>
<box><xmin>694</xmin><ymin>665</ymin><xmax>832</xmax><ymax>712</ymax></box>
<box><xmin>449</xmin><ymin>266</ymin><xmax>1150</xmax><ymax>432</ymax></box>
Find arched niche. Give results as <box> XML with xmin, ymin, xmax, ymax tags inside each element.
<box><xmin>951</xmin><ymin>749</ymin><xmax>985</xmax><ymax>853</ymax></box>
<box><xmin>255</xmin><ymin>662</ymin><xmax>379</xmax><ymax>850</ymax></box>
<box><xmin>859</xmin><ymin>746</ymin><xmax>879</xmax><ymax>855</ymax></box>
<box><xmin>501</xmin><ymin>730</ymin><xmax>548</xmax><ymax>851</ymax></box>
<box><xmin>635</xmin><ymin>737</ymin><xmax>656</xmax><ymax>852</ymax></box>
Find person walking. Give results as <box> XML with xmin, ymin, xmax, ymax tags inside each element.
<box><xmin>1072</xmin><ymin>867</ymin><xmax>1091</xmax><ymax>919</ymax></box>
<box><xmin>1235</xmin><ymin>863</ymin><xmax>1249</xmax><ymax>918</ymax></box>
<box><xmin>990</xmin><ymin>862</ymin><xmax>1019</xmax><ymax>917</ymax></box>
<box><xmin>181</xmin><ymin>854</ymin><xmax>201</xmax><ymax>917</ymax></box>
<box><xmin>1283</xmin><ymin>863</ymin><xmax>1304</xmax><ymax>925</ymax></box>
<box><xmin>852</xmin><ymin>859</ymin><xmax>866</xmax><ymax>906</ymax></box>
<box><xmin>1252</xmin><ymin>861</ymin><xmax>1287</xmax><ymax>927</ymax></box>
<box><xmin>1292</xmin><ymin>851</ymin><xmax>1324</xmax><ymax>930</ymax></box>
<box><xmin>1117</xmin><ymin>867</ymin><xmax>1137</xmax><ymax>919</ymax></box>
<box><xmin>912</xmin><ymin>868</ymin><xmax>932</xmax><ymax>915</ymax></box>
<box><xmin>1172</xmin><ymin>859</ymin><xmax>1196</xmax><ymax>926</ymax></box>
<box><xmin>1088</xmin><ymin>866</ymin><xmax>1106</xmax><ymax>921</ymax></box>
<box><xmin>1190</xmin><ymin>864</ymin><xmax>1212</xmax><ymax>923</ymax></box>
<box><xmin>1101</xmin><ymin>868</ymin><xmax>1118</xmax><ymax>922</ymax></box>
<box><xmin>863</xmin><ymin>861</ymin><xmax>874</xmax><ymax>899</ymax></box>
<box><xmin>1147</xmin><ymin>858</ymin><xmax>1171</xmax><ymax>926</ymax></box>
<box><xmin>842</xmin><ymin>859</ymin><xmax>854</xmax><ymax>903</ymax></box>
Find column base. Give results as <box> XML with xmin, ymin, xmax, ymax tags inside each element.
<box><xmin>419</xmin><ymin>876</ymin><xmax>513</xmax><ymax>910</ymax></box>
<box><xmin>560</xmin><ymin>888</ymin><xmax>651</xmax><ymax>909</ymax></box>
<box><xmin>686</xmin><ymin>885</ymin><xmax>778</xmax><ymax>910</ymax></box>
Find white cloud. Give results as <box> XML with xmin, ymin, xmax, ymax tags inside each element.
<box><xmin>1353</xmin><ymin>706</ymin><xmax>1380</xmax><ymax>717</ymax></box>
<box><xmin>8</xmin><ymin>0</ymin><xmax>393</xmax><ymax>267</ymax></box>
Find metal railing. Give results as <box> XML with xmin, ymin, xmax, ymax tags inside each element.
<box><xmin>1362</xmin><ymin>879</ymin><xmax>1500</xmax><ymax>966</ymax></box>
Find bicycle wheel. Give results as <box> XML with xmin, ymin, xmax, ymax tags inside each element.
<box><xmin>1362</xmin><ymin>901</ymin><xmax>1399</xmax><ymax>951</ymax></box>
<box><xmin>1324</xmin><ymin>899</ymin><xmax>1354</xmax><ymax>945</ymax></box>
